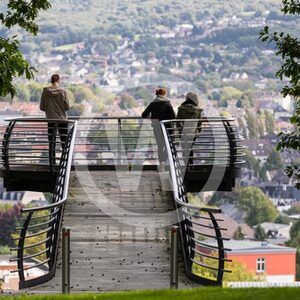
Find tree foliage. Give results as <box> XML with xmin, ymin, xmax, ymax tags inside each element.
<box><xmin>0</xmin><ymin>203</ymin><xmax>22</xmax><ymax>247</ymax></box>
<box><xmin>233</xmin><ymin>226</ymin><xmax>245</xmax><ymax>240</ymax></box>
<box><xmin>245</xmin><ymin>110</ymin><xmax>259</xmax><ymax>139</ymax></box>
<box><xmin>265</xmin><ymin>148</ymin><xmax>284</xmax><ymax>171</ymax></box>
<box><xmin>275</xmin><ymin>213</ymin><xmax>291</xmax><ymax>225</ymax></box>
<box><xmin>119</xmin><ymin>93</ymin><xmax>137</xmax><ymax>110</ymax></box>
<box><xmin>260</xmin><ymin>0</ymin><xmax>300</xmax><ymax>188</ymax></box>
<box><xmin>0</xmin><ymin>0</ymin><xmax>51</xmax><ymax>97</ymax></box>
<box><xmin>238</xmin><ymin>187</ymin><xmax>278</xmax><ymax>226</ymax></box>
<box><xmin>254</xmin><ymin>224</ymin><xmax>267</xmax><ymax>241</ymax></box>
<box><xmin>286</xmin><ymin>220</ymin><xmax>300</xmax><ymax>280</ymax></box>
<box><xmin>192</xmin><ymin>253</ymin><xmax>265</xmax><ymax>282</ymax></box>
<box><xmin>265</xmin><ymin>110</ymin><xmax>276</xmax><ymax>135</ymax></box>
<box><xmin>244</xmin><ymin>149</ymin><xmax>261</xmax><ymax>176</ymax></box>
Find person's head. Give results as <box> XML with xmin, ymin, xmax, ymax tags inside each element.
<box><xmin>156</xmin><ymin>88</ymin><xmax>167</xmax><ymax>97</ymax></box>
<box><xmin>186</xmin><ymin>92</ymin><xmax>200</xmax><ymax>106</ymax></box>
<box><xmin>51</xmin><ymin>74</ymin><xmax>60</xmax><ymax>86</ymax></box>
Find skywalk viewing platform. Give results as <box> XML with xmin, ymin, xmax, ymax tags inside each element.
<box><xmin>0</xmin><ymin>117</ymin><xmax>244</xmax><ymax>293</ymax></box>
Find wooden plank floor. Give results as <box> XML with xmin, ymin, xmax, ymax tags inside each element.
<box><xmin>25</xmin><ymin>170</ymin><xmax>197</xmax><ymax>294</ymax></box>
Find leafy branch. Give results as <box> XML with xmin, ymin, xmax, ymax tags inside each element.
<box><xmin>0</xmin><ymin>0</ymin><xmax>51</xmax><ymax>97</ymax></box>
<box><xmin>259</xmin><ymin>0</ymin><xmax>300</xmax><ymax>188</ymax></box>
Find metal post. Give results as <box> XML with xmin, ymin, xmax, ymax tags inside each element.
<box><xmin>170</xmin><ymin>226</ymin><xmax>179</xmax><ymax>289</ymax></box>
<box><xmin>62</xmin><ymin>227</ymin><xmax>70</xmax><ymax>294</ymax></box>
<box><xmin>118</xmin><ymin>118</ymin><xmax>121</xmax><ymax>165</ymax></box>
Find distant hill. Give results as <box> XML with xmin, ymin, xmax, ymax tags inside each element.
<box><xmin>39</xmin><ymin>0</ymin><xmax>281</xmax><ymax>32</ymax></box>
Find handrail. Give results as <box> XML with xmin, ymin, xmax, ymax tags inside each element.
<box><xmin>9</xmin><ymin>120</ymin><xmax>78</xmax><ymax>290</ymax></box>
<box><xmin>21</xmin><ymin>197</ymin><xmax>68</xmax><ymax>213</ymax></box>
<box><xmin>5</xmin><ymin>117</ymin><xmax>76</xmax><ymax>123</ymax></box>
<box><xmin>1</xmin><ymin>119</ymin><xmax>76</xmax><ymax>177</ymax></box>
<box><xmin>70</xmin><ymin>117</ymin><xmax>159</xmax><ymax>166</ymax></box>
<box><xmin>160</xmin><ymin>118</ymin><xmax>240</xmax><ymax>286</ymax></box>
<box><xmin>1</xmin><ymin>117</ymin><xmax>242</xmax><ymax>168</ymax></box>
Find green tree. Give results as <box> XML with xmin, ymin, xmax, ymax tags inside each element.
<box><xmin>289</xmin><ymin>219</ymin><xmax>300</xmax><ymax>242</ymax></box>
<box><xmin>245</xmin><ymin>110</ymin><xmax>259</xmax><ymax>139</ymax></box>
<box><xmin>254</xmin><ymin>225</ymin><xmax>267</xmax><ymax>241</ymax></box>
<box><xmin>265</xmin><ymin>110</ymin><xmax>276</xmax><ymax>135</ymax></box>
<box><xmin>69</xmin><ymin>104</ymin><xmax>85</xmax><ymax>116</ymax></box>
<box><xmin>244</xmin><ymin>149</ymin><xmax>261</xmax><ymax>176</ymax></box>
<box><xmin>275</xmin><ymin>213</ymin><xmax>291</xmax><ymax>225</ymax></box>
<box><xmin>0</xmin><ymin>203</ymin><xmax>22</xmax><ymax>247</ymax></box>
<box><xmin>265</xmin><ymin>148</ymin><xmax>284</xmax><ymax>171</ymax></box>
<box><xmin>192</xmin><ymin>255</ymin><xmax>264</xmax><ymax>282</ymax></box>
<box><xmin>15</xmin><ymin>83</ymin><xmax>30</xmax><ymax>102</ymax></box>
<box><xmin>0</xmin><ymin>0</ymin><xmax>51</xmax><ymax>97</ymax></box>
<box><xmin>0</xmin><ymin>245</ymin><xmax>11</xmax><ymax>255</ymax></box>
<box><xmin>238</xmin><ymin>187</ymin><xmax>278</xmax><ymax>226</ymax></box>
<box><xmin>237</xmin><ymin>90</ymin><xmax>255</xmax><ymax>108</ymax></box>
<box><xmin>260</xmin><ymin>1</ymin><xmax>300</xmax><ymax>188</ymax></box>
<box><xmin>286</xmin><ymin>221</ymin><xmax>300</xmax><ymax>280</ymax></box>
<box><xmin>221</xmin><ymin>86</ymin><xmax>243</xmax><ymax>101</ymax></box>
<box><xmin>238</xmin><ymin>118</ymin><xmax>248</xmax><ymax>139</ymax></box>
<box><xmin>28</xmin><ymin>82</ymin><xmax>44</xmax><ymax>102</ymax></box>
<box><xmin>259</xmin><ymin>164</ymin><xmax>268</xmax><ymax>181</ymax></box>
<box><xmin>69</xmin><ymin>85</ymin><xmax>97</xmax><ymax>103</ymax></box>
<box><xmin>219</xmin><ymin>99</ymin><xmax>228</xmax><ymax>108</ymax></box>
<box><xmin>257</xmin><ymin>118</ymin><xmax>265</xmax><ymax>138</ymax></box>
<box><xmin>119</xmin><ymin>93</ymin><xmax>137</xmax><ymax>110</ymax></box>
<box><xmin>233</xmin><ymin>226</ymin><xmax>245</xmax><ymax>240</ymax></box>
<box><xmin>287</xmin><ymin>204</ymin><xmax>300</xmax><ymax>215</ymax></box>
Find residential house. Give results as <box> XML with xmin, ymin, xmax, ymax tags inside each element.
<box><xmin>0</xmin><ymin>256</ymin><xmax>47</xmax><ymax>291</ymax></box>
<box><xmin>256</xmin><ymin>222</ymin><xmax>291</xmax><ymax>243</ymax></box>
<box><xmin>200</xmin><ymin>240</ymin><xmax>296</xmax><ymax>283</ymax></box>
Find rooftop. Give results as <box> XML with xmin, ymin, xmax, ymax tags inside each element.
<box><xmin>223</xmin><ymin>240</ymin><xmax>296</xmax><ymax>254</ymax></box>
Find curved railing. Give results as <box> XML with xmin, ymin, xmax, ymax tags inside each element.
<box><xmin>0</xmin><ymin>118</ymin><xmax>75</xmax><ymax>173</ymax></box>
<box><xmin>161</xmin><ymin>118</ymin><xmax>245</xmax><ymax>286</ymax></box>
<box><xmin>8</xmin><ymin>119</ymin><xmax>77</xmax><ymax>289</ymax></box>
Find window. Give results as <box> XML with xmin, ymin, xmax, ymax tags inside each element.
<box><xmin>257</xmin><ymin>258</ymin><xmax>266</xmax><ymax>273</ymax></box>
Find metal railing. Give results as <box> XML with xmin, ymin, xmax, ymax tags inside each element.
<box><xmin>70</xmin><ymin>117</ymin><xmax>158</xmax><ymax>166</ymax></box>
<box><xmin>1</xmin><ymin>118</ymin><xmax>76</xmax><ymax>174</ymax></box>
<box><xmin>0</xmin><ymin>116</ymin><xmax>244</xmax><ymax>288</ymax></box>
<box><xmin>9</xmin><ymin>119</ymin><xmax>77</xmax><ymax>289</ymax></box>
<box><xmin>161</xmin><ymin>118</ymin><xmax>245</xmax><ymax>286</ymax></box>
<box><xmin>1</xmin><ymin>117</ymin><xmax>244</xmax><ymax>170</ymax></box>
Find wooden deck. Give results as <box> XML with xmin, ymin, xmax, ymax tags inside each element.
<box><xmin>25</xmin><ymin>170</ymin><xmax>197</xmax><ymax>294</ymax></box>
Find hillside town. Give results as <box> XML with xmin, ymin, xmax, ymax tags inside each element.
<box><xmin>1</xmin><ymin>2</ymin><xmax>300</xmax><ymax>292</ymax></box>
<box><xmin>21</xmin><ymin>12</ymin><xmax>280</xmax><ymax>92</ymax></box>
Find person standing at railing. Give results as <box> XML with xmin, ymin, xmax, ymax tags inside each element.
<box><xmin>177</xmin><ymin>92</ymin><xmax>203</xmax><ymax>168</ymax></box>
<box><xmin>142</xmin><ymin>88</ymin><xmax>175</xmax><ymax>171</ymax></box>
<box><xmin>40</xmin><ymin>74</ymin><xmax>70</xmax><ymax>165</ymax></box>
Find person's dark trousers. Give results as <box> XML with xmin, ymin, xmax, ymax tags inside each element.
<box><xmin>189</xmin><ymin>138</ymin><xmax>197</xmax><ymax>167</ymax></box>
<box><xmin>180</xmin><ymin>124</ymin><xmax>198</xmax><ymax>169</ymax></box>
<box><xmin>151</xmin><ymin>121</ymin><xmax>168</xmax><ymax>164</ymax></box>
<box><xmin>48</xmin><ymin>122</ymin><xmax>69</xmax><ymax>166</ymax></box>
<box><xmin>153</xmin><ymin>125</ymin><xmax>166</xmax><ymax>164</ymax></box>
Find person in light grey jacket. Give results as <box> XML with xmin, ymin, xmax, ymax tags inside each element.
<box><xmin>40</xmin><ymin>74</ymin><xmax>70</xmax><ymax>120</ymax></box>
<box><xmin>40</xmin><ymin>74</ymin><xmax>70</xmax><ymax>164</ymax></box>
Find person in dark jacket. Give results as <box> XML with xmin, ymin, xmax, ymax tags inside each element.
<box><xmin>142</xmin><ymin>88</ymin><xmax>175</xmax><ymax>167</ymax></box>
<box><xmin>177</xmin><ymin>92</ymin><xmax>203</xmax><ymax>167</ymax></box>
<box><xmin>40</xmin><ymin>74</ymin><xmax>70</xmax><ymax>165</ymax></box>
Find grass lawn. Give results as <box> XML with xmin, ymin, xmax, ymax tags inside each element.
<box><xmin>2</xmin><ymin>288</ymin><xmax>300</xmax><ymax>300</ymax></box>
